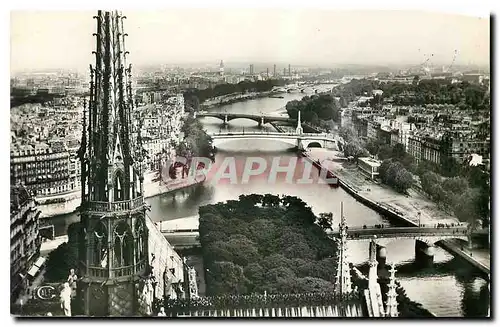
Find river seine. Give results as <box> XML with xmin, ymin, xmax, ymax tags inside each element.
<box><xmin>48</xmin><ymin>89</ymin><xmax>489</xmax><ymax>317</ymax></box>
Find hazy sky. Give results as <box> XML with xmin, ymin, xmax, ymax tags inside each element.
<box><xmin>10</xmin><ymin>10</ymin><xmax>490</xmax><ymax>73</ymax></box>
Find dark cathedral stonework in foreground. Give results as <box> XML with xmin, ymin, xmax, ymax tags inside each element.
<box><xmin>76</xmin><ymin>10</ymin><xmax>182</xmax><ymax>316</ymax></box>
<box><xmin>77</xmin><ymin>10</ymin><xmax>146</xmax><ymax>316</ymax></box>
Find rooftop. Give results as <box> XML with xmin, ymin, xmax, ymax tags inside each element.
<box><xmin>358</xmin><ymin>157</ymin><xmax>382</xmax><ymax>167</ymax></box>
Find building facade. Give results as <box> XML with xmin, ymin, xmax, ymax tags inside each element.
<box><xmin>10</xmin><ymin>142</ymin><xmax>71</xmax><ymax>196</ymax></box>
<box><xmin>408</xmin><ymin>131</ymin><xmax>490</xmax><ymax>166</ymax></box>
<box><xmin>10</xmin><ymin>185</ymin><xmax>41</xmax><ymax>302</ymax></box>
<box><xmin>357</xmin><ymin>157</ymin><xmax>382</xmax><ymax>180</ymax></box>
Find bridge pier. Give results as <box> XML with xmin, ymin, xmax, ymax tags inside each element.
<box><xmin>258</xmin><ymin>116</ymin><xmax>264</xmax><ymax>128</ymax></box>
<box><xmin>223</xmin><ymin>114</ymin><xmax>228</xmax><ymax>126</ymax></box>
<box><xmin>296</xmin><ymin>138</ymin><xmax>304</xmax><ymax>152</ymax></box>
<box><xmin>415</xmin><ymin>239</ymin><xmax>435</xmax><ymax>266</ymax></box>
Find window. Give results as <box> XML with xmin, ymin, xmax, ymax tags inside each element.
<box><xmin>114</xmin><ymin>171</ymin><xmax>124</xmax><ymax>201</ymax></box>
<box><xmin>113</xmin><ymin>222</ymin><xmax>133</xmax><ymax>267</ymax></box>
<box><xmin>135</xmin><ymin>219</ymin><xmax>147</xmax><ymax>263</ymax></box>
<box><xmin>93</xmin><ymin>222</ymin><xmax>108</xmax><ymax>268</ymax></box>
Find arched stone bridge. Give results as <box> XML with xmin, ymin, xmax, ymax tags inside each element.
<box><xmin>327</xmin><ymin>225</ymin><xmax>469</xmax><ymax>246</ymax></box>
<box><xmin>195</xmin><ymin>112</ymin><xmax>295</xmax><ymax>126</ymax></box>
<box><xmin>209</xmin><ymin>131</ymin><xmax>341</xmax><ymax>150</ymax></box>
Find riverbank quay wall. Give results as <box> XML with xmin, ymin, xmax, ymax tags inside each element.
<box><xmin>302</xmin><ymin>151</ymin><xmax>490</xmax><ymax>277</ymax></box>
<box><xmin>437</xmin><ymin>240</ymin><xmax>490</xmax><ymax>280</ymax></box>
<box><xmin>299</xmin><ymin>151</ymin><xmax>416</xmax><ymax>227</ymax></box>
<box><xmin>270</xmin><ymin>121</ymin><xmax>321</xmax><ymax>134</ymax></box>
<box><xmin>200</xmin><ymin>91</ymin><xmax>275</xmax><ymax>109</ymax></box>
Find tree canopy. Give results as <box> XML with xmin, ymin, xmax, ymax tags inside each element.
<box><xmin>331</xmin><ymin>78</ymin><xmax>490</xmax><ymax>111</ymax></box>
<box><xmin>184</xmin><ymin>79</ymin><xmax>286</xmax><ymax>104</ymax></box>
<box><xmin>286</xmin><ymin>94</ymin><xmax>341</xmax><ymax>125</ymax></box>
<box><xmin>198</xmin><ymin>194</ymin><xmax>339</xmax><ymax>296</ymax></box>
<box><xmin>176</xmin><ymin>114</ymin><xmax>215</xmax><ymax>163</ymax></box>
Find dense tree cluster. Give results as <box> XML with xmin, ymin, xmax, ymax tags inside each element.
<box><xmin>419</xmin><ymin>171</ymin><xmax>487</xmax><ymax>227</ymax></box>
<box><xmin>10</xmin><ymin>92</ymin><xmax>65</xmax><ymax>108</ymax></box>
<box><xmin>379</xmin><ymin>160</ymin><xmax>414</xmax><ymax>194</ymax></box>
<box><xmin>183</xmin><ymin>79</ymin><xmax>286</xmax><ymax>104</ymax></box>
<box><xmin>338</xmin><ymin>127</ymin><xmax>369</xmax><ymax>159</ymax></box>
<box><xmin>361</xmin><ymin>138</ymin><xmax>489</xmax><ymax>227</ymax></box>
<box><xmin>183</xmin><ymin>94</ymin><xmax>200</xmax><ymax>113</ymax></box>
<box><xmin>198</xmin><ymin>194</ymin><xmax>340</xmax><ymax>296</ymax></box>
<box><xmin>176</xmin><ymin>115</ymin><xmax>215</xmax><ymax>162</ymax></box>
<box><xmin>331</xmin><ymin>78</ymin><xmax>490</xmax><ymax>111</ymax></box>
<box><xmin>45</xmin><ymin>223</ymin><xmax>80</xmax><ymax>282</ymax></box>
<box><xmin>365</xmin><ymin>141</ymin><xmax>415</xmax><ymax>171</ymax></box>
<box><xmin>285</xmin><ymin>94</ymin><xmax>341</xmax><ymax>126</ymax></box>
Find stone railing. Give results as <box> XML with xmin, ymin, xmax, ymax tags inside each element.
<box><xmin>86</xmin><ymin>259</ymin><xmax>148</xmax><ymax>278</ymax></box>
<box><xmin>87</xmin><ymin>266</ymin><xmax>108</xmax><ymax>278</ymax></box>
<box><xmin>85</xmin><ymin>197</ymin><xmax>144</xmax><ymax>213</ymax></box>
<box><xmin>210</xmin><ymin>131</ymin><xmax>334</xmax><ymax>138</ymax></box>
<box><xmin>161</xmin><ymin>292</ymin><xmax>363</xmax><ymax>313</ymax></box>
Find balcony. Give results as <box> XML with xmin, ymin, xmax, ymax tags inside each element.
<box><xmin>85</xmin><ymin>197</ymin><xmax>144</xmax><ymax>213</ymax></box>
<box><xmin>86</xmin><ymin>259</ymin><xmax>147</xmax><ymax>278</ymax></box>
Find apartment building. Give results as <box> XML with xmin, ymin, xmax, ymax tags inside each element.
<box><xmin>10</xmin><ymin>142</ymin><xmax>71</xmax><ymax>196</ymax></box>
<box><xmin>10</xmin><ymin>185</ymin><xmax>41</xmax><ymax>302</ymax></box>
<box><xmin>408</xmin><ymin>130</ymin><xmax>490</xmax><ymax>166</ymax></box>
<box><xmin>138</xmin><ymin>94</ymin><xmax>185</xmax><ymax>171</ymax></box>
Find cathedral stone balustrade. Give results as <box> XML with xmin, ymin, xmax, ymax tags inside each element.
<box><xmin>86</xmin><ymin>196</ymin><xmax>144</xmax><ymax>213</ymax></box>
<box><xmin>88</xmin><ymin>266</ymin><xmax>108</xmax><ymax>278</ymax></box>
<box><xmin>86</xmin><ymin>259</ymin><xmax>147</xmax><ymax>279</ymax></box>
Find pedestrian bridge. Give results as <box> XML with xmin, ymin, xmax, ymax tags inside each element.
<box><xmin>209</xmin><ymin>131</ymin><xmax>341</xmax><ymax>150</ymax></box>
<box><xmin>327</xmin><ymin>225</ymin><xmax>470</xmax><ymax>246</ymax></box>
<box><xmin>195</xmin><ymin>112</ymin><xmax>295</xmax><ymax>126</ymax></box>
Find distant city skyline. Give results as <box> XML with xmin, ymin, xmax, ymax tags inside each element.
<box><xmin>10</xmin><ymin>10</ymin><xmax>490</xmax><ymax>74</ymax></box>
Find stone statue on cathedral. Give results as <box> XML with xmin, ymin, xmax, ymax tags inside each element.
<box><xmin>138</xmin><ymin>279</ymin><xmax>154</xmax><ymax>316</ymax></box>
<box><xmin>67</xmin><ymin>269</ymin><xmax>78</xmax><ymax>298</ymax></box>
<box><xmin>59</xmin><ymin>282</ymin><xmax>72</xmax><ymax>316</ymax></box>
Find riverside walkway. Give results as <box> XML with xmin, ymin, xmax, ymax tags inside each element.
<box><xmin>306</xmin><ymin>149</ymin><xmax>462</xmax><ymax>226</ymax></box>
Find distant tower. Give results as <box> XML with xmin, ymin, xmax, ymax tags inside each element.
<box><xmin>78</xmin><ymin>10</ymin><xmax>149</xmax><ymax>316</ymax></box>
<box><xmin>334</xmin><ymin>203</ymin><xmax>352</xmax><ymax>295</ymax></box>
<box><xmin>283</xmin><ymin>67</ymin><xmax>286</xmax><ymax>76</ymax></box>
<box><xmin>296</xmin><ymin>110</ymin><xmax>303</xmax><ymax>134</ymax></box>
<box><xmin>266</xmin><ymin>67</ymin><xmax>269</xmax><ymax>79</ymax></box>
<box><xmin>249</xmin><ymin>64</ymin><xmax>254</xmax><ymax>75</ymax></box>
<box><xmin>273</xmin><ymin>64</ymin><xmax>276</xmax><ymax>77</ymax></box>
<box><xmin>385</xmin><ymin>263</ymin><xmax>399</xmax><ymax>317</ymax></box>
<box><xmin>219</xmin><ymin>60</ymin><xmax>224</xmax><ymax>77</ymax></box>
<box><xmin>288</xmin><ymin>64</ymin><xmax>291</xmax><ymax>76</ymax></box>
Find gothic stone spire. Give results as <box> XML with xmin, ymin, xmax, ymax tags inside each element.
<box><xmin>78</xmin><ymin>11</ymin><xmax>149</xmax><ymax>317</ymax></box>
<box><xmin>81</xmin><ymin>10</ymin><xmax>143</xmax><ymax>203</ymax></box>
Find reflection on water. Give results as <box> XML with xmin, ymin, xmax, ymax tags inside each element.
<box><xmin>146</xmin><ymin>150</ymin><xmax>388</xmax><ymax>227</ymax></box>
<box><xmin>44</xmin><ymin>93</ymin><xmax>489</xmax><ymax>317</ymax></box>
<box><xmin>347</xmin><ymin>239</ymin><xmax>489</xmax><ymax>317</ymax></box>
